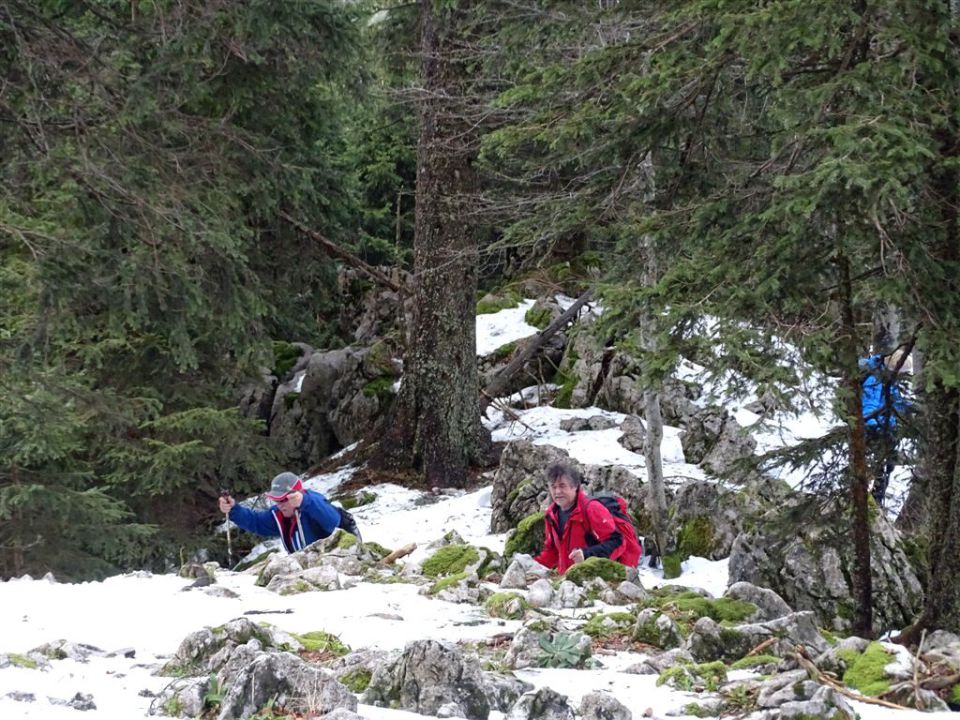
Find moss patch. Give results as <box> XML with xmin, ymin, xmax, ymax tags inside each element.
<box><xmin>489</xmin><ymin>340</ymin><xmax>519</xmax><ymax>362</ymax></box>
<box><xmin>841</xmin><ymin>641</ymin><xmax>893</xmax><ymax>697</ymax></box>
<box><xmin>335</xmin><ymin>531</ymin><xmax>358</xmax><ymax>549</ymax></box>
<box><xmin>583</xmin><ymin>611</ymin><xmax>636</xmax><ymax>639</ymax></box>
<box><xmin>476</xmin><ymin>291</ymin><xmax>521</xmax><ymax>315</ymax></box>
<box><xmin>664</xmin><ymin>595</ymin><xmax>756</xmax><ymax>624</ymax></box>
<box><xmin>283</xmin><ymin>391</ymin><xmax>301</xmax><ymax>408</ymax></box>
<box><xmin>339</xmin><ymin>490</ymin><xmax>377</xmax><ymax>510</ymax></box>
<box><xmin>162</xmin><ymin>695</ymin><xmax>185</xmax><ymax>717</ymax></box>
<box><xmin>504</xmin><ymin>511</ymin><xmax>544</xmax><ymax>561</ymax></box>
<box><xmin>730</xmin><ymin>654</ymin><xmax>780</xmax><ymax>670</ymax></box>
<box><xmin>362</xmin><ymin>376</ymin><xmax>395</xmax><ymax>401</ymax></box>
<box><xmin>564</xmin><ymin>557</ymin><xmax>626</xmax><ymax>585</ymax></box>
<box><xmin>362</xmin><ymin>541</ymin><xmax>391</xmax><ymax>559</ymax></box>
<box><xmin>662</xmin><ymin>553</ymin><xmax>682</xmax><ymax>579</ymax></box>
<box><xmin>422</xmin><ymin>544</ymin><xmax>480</xmax><ymax>577</ymax></box>
<box><xmin>341</xmin><ymin>668</ymin><xmax>372</xmax><ymax>693</ymax></box>
<box><xmin>524</xmin><ymin>305</ymin><xmax>552</xmax><ymax>330</ymax></box>
<box><xmin>485</xmin><ymin>592</ymin><xmax>529</xmax><ymax>619</ymax></box>
<box><xmin>293</xmin><ymin>631</ymin><xmax>350</xmax><ymax>656</ymax></box>
<box><xmin>429</xmin><ymin>571</ymin><xmax>469</xmax><ymax>595</ymax></box>
<box><xmin>272</xmin><ymin>340</ymin><xmax>301</xmax><ymax>377</ymax></box>
<box><xmin>657</xmin><ymin>661</ymin><xmax>728</xmax><ymax>692</ymax></box>
<box><xmin>677</xmin><ymin>516</ymin><xmax>715</xmax><ymax>559</ymax></box>
<box><xmin>8</xmin><ymin>654</ymin><xmax>38</xmax><ymax>669</ymax></box>
<box><xmin>950</xmin><ymin>683</ymin><xmax>960</xmax><ymax>705</ymax></box>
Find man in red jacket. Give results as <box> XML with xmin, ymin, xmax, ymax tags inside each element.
<box><xmin>534</xmin><ymin>463</ymin><xmax>625</xmax><ymax>574</ymax></box>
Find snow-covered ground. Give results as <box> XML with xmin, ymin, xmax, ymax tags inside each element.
<box><xmin>0</xmin><ymin>298</ymin><xmax>933</xmax><ymax>719</ymax></box>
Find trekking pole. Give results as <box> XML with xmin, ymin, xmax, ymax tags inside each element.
<box><xmin>220</xmin><ymin>487</ymin><xmax>234</xmax><ymax>569</ymax></box>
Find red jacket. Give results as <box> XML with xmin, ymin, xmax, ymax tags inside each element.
<box><xmin>534</xmin><ymin>488</ymin><xmax>624</xmax><ymax>574</ymax></box>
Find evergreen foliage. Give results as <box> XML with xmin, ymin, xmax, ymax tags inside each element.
<box><xmin>0</xmin><ymin>0</ymin><xmax>372</xmax><ymax>577</ymax></box>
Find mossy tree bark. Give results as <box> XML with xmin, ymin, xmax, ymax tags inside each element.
<box><xmin>371</xmin><ymin>0</ymin><xmax>488</xmax><ymax>487</ymax></box>
<box><xmin>837</xmin><ymin>248</ymin><xmax>873</xmax><ymax>638</ymax></box>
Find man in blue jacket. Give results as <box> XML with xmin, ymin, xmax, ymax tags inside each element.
<box><xmin>860</xmin><ymin>349</ymin><xmax>912</xmax><ymax>507</ymax></box>
<box><xmin>219</xmin><ymin>472</ymin><xmax>361</xmax><ymax>553</ymax></box>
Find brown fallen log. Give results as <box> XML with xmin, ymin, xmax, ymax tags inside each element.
<box><xmin>382</xmin><ymin>542</ymin><xmax>417</xmax><ymax>564</ymax></box>
<box><xmin>480</xmin><ymin>289</ymin><xmax>594</xmax><ymax>413</ymax></box>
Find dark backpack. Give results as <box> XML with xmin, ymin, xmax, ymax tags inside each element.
<box><xmin>587</xmin><ymin>495</ymin><xmax>643</xmax><ymax>567</ymax></box>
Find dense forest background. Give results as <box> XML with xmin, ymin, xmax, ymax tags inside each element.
<box><xmin>2</xmin><ymin>0</ymin><xmax>960</xmax><ymax>634</ymax></box>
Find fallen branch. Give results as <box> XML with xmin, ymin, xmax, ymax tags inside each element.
<box><xmin>382</xmin><ymin>542</ymin><xmax>417</xmax><ymax>564</ymax></box>
<box><xmin>480</xmin><ymin>289</ymin><xmax>593</xmax><ymax>413</ymax></box>
<box><xmin>745</xmin><ymin>637</ymin><xmax>778</xmax><ymax>658</ymax></box>
<box><xmin>280</xmin><ymin>211</ymin><xmax>407</xmax><ymax>295</ymax></box>
<box><xmin>481</xmin><ymin>391</ymin><xmax>537</xmax><ymax>433</ymax></box>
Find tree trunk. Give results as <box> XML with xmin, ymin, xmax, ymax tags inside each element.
<box><xmin>837</xmin><ymin>249</ymin><xmax>873</xmax><ymax>638</ymax></box>
<box><xmin>371</xmin><ymin>0</ymin><xmax>487</xmax><ymax>487</ymax></box>
<box><xmin>901</xmin><ymin>12</ymin><xmax>960</xmax><ymax>635</ymax></box>
<box><xmin>914</xmin><ymin>387</ymin><xmax>960</xmax><ymax>633</ymax></box>
<box><xmin>638</xmin><ymin>152</ymin><xmax>670</xmax><ymax>568</ymax></box>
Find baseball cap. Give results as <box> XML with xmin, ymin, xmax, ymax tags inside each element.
<box><xmin>266</xmin><ymin>472</ymin><xmax>303</xmax><ymax>501</ymax></box>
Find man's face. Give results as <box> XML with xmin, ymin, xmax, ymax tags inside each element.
<box><xmin>275</xmin><ymin>495</ymin><xmax>296</xmax><ymax>518</ymax></box>
<box><xmin>548</xmin><ymin>475</ymin><xmax>578</xmax><ymax>511</ymax></box>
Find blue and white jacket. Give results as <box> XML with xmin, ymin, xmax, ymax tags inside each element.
<box><xmin>860</xmin><ymin>355</ymin><xmax>909</xmax><ymax>430</ymax></box>
<box><xmin>228</xmin><ymin>489</ymin><xmax>341</xmax><ymax>553</ymax></box>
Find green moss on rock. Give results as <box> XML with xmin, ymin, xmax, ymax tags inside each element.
<box><xmin>504</xmin><ymin>512</ymin><xmax>544</xmax><ymax>561</ymax></box>
<box><xmin>341</xmin><ymin>668</ymin><xmax>372</xmax><ymax>693</ymax></box>
<box><xmin>657</xmin><ymin>661</ymin><xmax>728</xmax><ymax>692</ymax></box>
<box><xmin>293</xmin><ymin>630</ymin><xmax>350</xmax><ymax>656</ymax></box>
<box><xmin>476</xmin><ymin>291</ymin><xmax>522</xmax><ymax>315</ymax></box>
<box><xmin>422</xmin><ymin>544</ymin><xmax>480</xmax><ymax>577</ymax></box>
<box><xmin>524</xmin><ymin>305</ymin><xmax>552</xmax><ymax>330</ymax></box>
<box><xmin>362</xmin><ymin>376</ymin><xmax>395</xmax><ymax>401</ymax></box>
<box><xmin>278</xmin><ymin>579</ymin><xmax>316</xmax><ymax>595</ymax></box>
<box><xmin>564</xmin><ymin>557</ymin><xmax>626</xmax><ymax>585</ymax></box>
<box><xmin>665</xmin><ymin>595</ymin><xmax>756</xmax><ymax>624</ymax></box>
<box><xmin>842</xmin><ymin>641</ymin><xmax>894</xmax><ymax>697</ymax></box>
<box><xmin>662</xmin><ymin>553</ymin><xmax>682</xmax><ymax>579</ymax></box>
<box><xmin>8</xmin><ymin>654</ymin><xmax>38</xmax><ymax>669</ymax></box>
<box><xmin>272</xmin><ymin>340</ymin><xmax>301</xmax><ymax>377</ymax></box>
<box><xmin>678</xmin><ymin>516</ymin><xmax>715</xmax><ymax>559</ymax></box>
<box><xmin>583</xmin><ymin>611</ymin><xmax>636</xmax><ymax>639</ymax></box>
<box><xmin>485</xmin><ymin>592</ymin><xmax>529</xmax><ymax>619</ymax></box>
<box><xmin>362</xmin><ymin>541</ymin><xmax>391</xmax><ymax>559</ymax></box>
<box><xmin>339</xmin><ymin>490</ymin><xmax>377</xmax><ymax>510</ymax></box>
<box><xmin>730</xmin><ymin>654</ymin><xmax>780</xmax><ymax>670</ymax></box>
<box><xmin>335</xmin><ymin>531</ymin><xmax>358</xmax><ymax>549</ymax></box>
<box><xmin>429</xmin><ymin>571</ymin><xmax>469</xmax><ymax>595</ymax></box>
<box><xmin>489</xmin><ymin>340</ymin><xmax>519</xmax><ymax>361</ymax></box>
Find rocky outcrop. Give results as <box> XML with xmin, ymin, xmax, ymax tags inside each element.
<box><xmin>684</xmin><ymin>611</ymin><xmax>828</xmax><ymax>663</ymax></box>
<box><xmin>728</xmin><ymin>496</ymin><xmax>924</xmax><ymax>633</ymax></box>
<box><xmin>506</xmin><ymin>688</ymin><xmax>575</xmax><ymax>720</ymax></box>
<box><xmin>680</xmin><ymin>406</ymin><xmax>757</xmax><ymax>479</ymax></box>
<box><xmin>269</xmin><ymin>341</ymin><xmax>401</xmax><ymax>468</ymax></box>
<box><xmin>669</xmin><ymin>478</ymin><xmax>787</xmax><ymax>560</ymax></box>
<box><xmin>155</xmin><ymin>618</ymin><xmax>355</xmax><ymax>720</ymax></box>
<box><xmin>362</xmin><ymin>640</ymin><xmax>491</xmax><ymax>720</ymax></box>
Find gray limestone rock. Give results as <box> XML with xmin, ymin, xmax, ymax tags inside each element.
<box><xmin>728</xmin><ymin>496</ymin><xmax>924</xmax><ymax>634</ymax></box>
<box><xmin>723</xmin><ymin>581</ymin><xmax>793</xmax><ymax>622</ymax></box>
<box><xmin>580</xmin><ymin>691</ymin><xmax>631</xmax><ymax>720</ymax></box>
<box><xmin>362</xmin><ymin>640</ymin><xmax>490</xmax><ymax>720</ymax></box>
<box><xmin>506</xmin><ymin>688</ymin><xmax>575</xmax><ymax>720</ymax></box>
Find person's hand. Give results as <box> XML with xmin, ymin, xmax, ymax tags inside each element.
<box><xmin>568</xmin><ymin>548</ymin><xmax>585</xmax><ymax>565</ymax></box>
<box><xmin>285</xmin><ymin>491</ymin><xmax>303</xmax><ymax>509</ymax></box>
<box><xmin>219</xmin><ymin>495</ymin><xmax>236</xmax><ymax>514</ymax></box>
